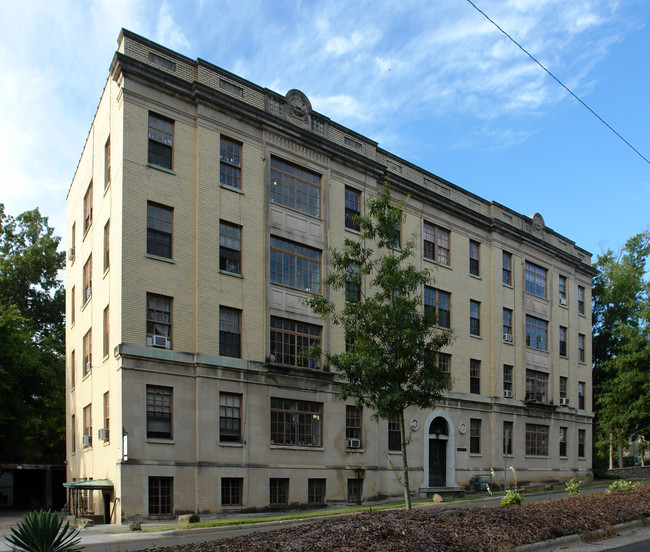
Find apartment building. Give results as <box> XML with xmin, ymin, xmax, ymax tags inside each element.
<box><xmin>65</xmin><ymin>29</ymin><xmax>595</xmax><ymax>522</ymax></box>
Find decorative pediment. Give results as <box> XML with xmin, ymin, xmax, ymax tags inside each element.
<box><xmin>265</xmin><ymin>89</ymin><xmax>328</xmax><ymax>136</ymax></box>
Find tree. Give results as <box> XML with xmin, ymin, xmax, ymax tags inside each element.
<box><xmin>306</xmin><ymin>184</ymin><xmax>453</xmax><ymax>509</ymax></box>
<box><xmin>0</xmin><ymin>204</ymin><xmax>66</xmax><ymax>463</ymax></box>
<box><xmin>592</xmin><ymin>231</ymin><xmax>650</xmax><ymax>468</ymax></box>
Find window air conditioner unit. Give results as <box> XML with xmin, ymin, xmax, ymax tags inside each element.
<box><xmin>85</xmin><ymin>286</ymin><xmax>92</xmax><ymax>300</ymax></box>
<box><xmin>98</xmin><ymin>428</ymin><xmax>109</xmax><ymax>441</ymax></box>
<box><xmin>503</xmin><ymin>333</ymin><xmax>512</xmax><ymax>342</ymax></box>
<box><xmin>85</xmin><ymin>362</ymin><xmax>92</xmax><ymax>373</ymax></box>
<box><xmin>152</xmin><ymin>335</ymin><xmax>170</xmax><ymax>349</ymax></box>
<box><xmin>82</xmin><ymin>435</ymin><xmax>92</xmax><ymax>447</ymax></box>
<box><xmin>559</xmin><ymin>298</ymin><xmax>567</xmax><ymax>307</ymax></box>
<box><xmin>346</xmin><ymin>438</ymin><xmax>361</xmax><ymax>449</ymax></box>
<box><xmin>560</xmin><ymin>398</ymin><xmax>569</xmax><ymax>406</ymax></box>
<box><xmin>68</xmin><ymin>248</ymin><xmax>75</xmax><ymax>261</ymax></box>
<box><xmin>504</xmin><ymin>390</ymin><xmax>513</xmax><ymax>398</ymax></box>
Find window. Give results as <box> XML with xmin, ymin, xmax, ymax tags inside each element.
<box><xmin>423</xmin><ymin>223</ymin><xmax>450</xmax><ymax>265</ymax></box>
<box><xmin>103</xmin><ymin>220</ymin><xmax>110</xmax><ymax>271</ymax></box>
<box><xmin>71</xmin><ymin>222</ymin><xmax>76</xmax><ymax>262</ymax></box>
<box><xmin>83</xmin><ymin>255</ymin><xmax>92</xmax><ymax>304</ymax></box>
<box><xmin>71</xmin><ymin>286</ymin><xmax>76</xmax><ymax>326</ymax></box>
<box><xmin>347</xmin><ymin>478</ymin><xmax>363</xmax><ymax>504</ymax></box>
<box><xmin>345</xmin><ymin>263</ymin><xmax>361</xmax><ymax>302</ymax></box>
<box><xmin>503</xmin><ymin>308</ymin><xmax>512</xmax><ymax>339</ymax></box>
<box><xmin>70</xmin><ymin>350</ymin><xmax>75</xmax><ymax>389</ymax></box>
<box><xmin>558</xmin><ymin>275</ymin><xmax>567</xmax><ymax>303</ymax></box>
<box><xmin>346</xmin><ymin>405</ymin><xmax>362</xmax><ymax>442</ymax></box>
<box><xmin>221</xmin><ymin>478</ymin><xmax>243</xmax><ymax>506</ymax></box>
<box><xmin>559</xmin><ymin>427</ymin><xmax>567</xmax><ymax>457</ymax></box>
<box><xmin>525</xmin><ymin>424</ymin><xmax>549</xmax><ymax>456</ymax></box>
<box><xmin>526</xmin><ymin>315</ymin><xmax>547</xmax><ymax>350</ymax></box>
<box><xmin>525</xmin><ymin>261</ymin><xmax>547</xmax><ymax>298</ymax></box>
<box><xmin>270</xmin><ymin>237</ymin><xmax>320</xmax><ymax>293</ymax></box>
<box><xmin>559</xmin><ymin>326</ymin><xmax>567</xmax><ymax>357</ymax></box>
<box><xmin>560</xmin><ymin>376</ymin><xmax>568</xmax><ymax>401</ymax></box>
<box><xmin>147</xmin><ymin>203</ymin><xmax>173</xmax><ymax>259</ymax></box>
<box><xmin>71</xmin><ymin>415</ymin><xmax>76</xmax><ymax>454</ymax></box>
<box><xmin>469</xmin><ymin>240</ymin><xmax>480</xmax><ymax>276</ymax></box>
<box><xmin>270</xmin><ymin>398</ymin><xmax>322</xmax><ymax>446</ymax></box>
<box><xmin>219</xmin><ymin>221</ymin><xmax>241</xmax><ymax>274</ymax></box>
<box><xmin>391</xmin><ymin>218</ymin><xmax>401</xmax><ymax>249</ymax></box>
<box><xmin>578</xmin><ymin>286</ymin><xmax>585</xmax><ymax>315</ymax></box>
<box><xmin>308</xmin><ymin>479</ymin><xmax>326</xmax><ymax>504</ymax></box>
<box><xmin>470</xmin><ymin>300</ymin><xmax>480</xmax><ymax>336</ymax></box>
<box><xmin>83</xmin><ymin>181</ymin><xmax>93</xmax><ymax>234</ymax></box>
<box><xmin>270</xmin><ymin>157</ymin><xmax>320</xmax><ymax>217</ymax></box>
<box><xmin>503</xmin><ymin>421</ymin><xmax>513</xmax><ymax>455</ymax></box>
<box><xmin>503</xmin><ymin>365</ymin><xmax>513</xmax><ymax>397</ymax></box>
<box><xmin>103</xmin><ymin>306</ymin><xmax>109</xmax><ymax>358</ymax></box>
<box><xmin>103</xmin><ymin>391</ymin><xmax>110</xmax><ymax>439</ymax></box>
<box><xmin>104</xmin><ymin>136</ymin><xmax>111</xmax><ymax>190</ymax></box>
<box><xmin>502</xmin><ymin>251</ymin><xmax>512</xmax><ymax>285</ymax></box>
<box><xmin>83</xmin><ymin>404</ymin><xmax>92</xmax><ymax>447</ymax></box>
<box><xmin>437</xmin><ymin>353</ymin><xmax>451</xmax><ymax>389</ymax></box>
<box><xmin>83</xmin><ymin>330</ymin><xmax>92</xmax><ymax>376</ymax></box>
<box><xmin>525</xmin><ymin>369</ymin><xmax>548</xmax><ymax>403</ymax></box>
<box><xmin>470</xmin><ymin>359</ymin><xmax>480</xmax><ymax>394</ymax></box>
<box><xmin>345</xmin><ymin>187</ymin><xmax>361</xmax><ymax>231</ymax></box>
<box><xmin>388</xmin><ymin>414</ymin><xmax>401</xmax><ymax>451</ymax></box>
<box><xmin>424</xmin><ymin>287</ymin><xmax>450</xmax><ymax>328</ymax></box>
<box><xmin>270</xmin><ymin>317</ymin><xmax>321</xmax><ymax>369</ymax></box>
<box><xmin>219</xmin><ymin>307</ymin><xmax>241</xmax><ymax>358</ymax></box>
<box><xmin>146</xmin><ymin>385</ymin><xmax>172</xmax><ymax>439</ymax></box>
<box><xmin>148</xmin><ymin>477</ymin><xmax>173</xmax><ymax>515</ymax></box>
<box><xmin>219</xmin><ymin>393</ymin><xmax>242</xmax><ymax>443</ymax></box>
<box><xmin>147</xmin><ymin>294</ymin><xmax>172</xmax><ymax>347</ymax></box>
<box><xmin>148</xmin><ymin>113</ymin><xmax>173</xmax><ymax>170</ymax></box>
<box><xmin>578</xmin><ymin>334</ymin><xmax>585</xmax><ymax>362</ymax></box>
<box><xmin>220</xmin><ymin>137</ymin><xmax>241</xmax><ymax>189</ymax></box>
<box><xmin>269</xmin><ymin>479</ymin><xmax>289</xmax><ymax>505</ymax></box>
<box><xmin>470</xmin><ymin>418</ymin><xmax>481</xmax><ymax>454</ymax></box>
<box><xmin>578</xmin><ymin>382</ymin><xmax>585</xmax><ymax>410</ymax></box>
<box><xmin>578</xmin><ymin>429</ymin><xmax>586</xmax><ymax>458</ymax></box>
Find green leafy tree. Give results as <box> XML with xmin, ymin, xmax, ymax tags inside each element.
<box><xmin>592</xmin><ymin>231</ymin><xmax>650</xmax><ymax>467</ymax></box>
<box><xmin>0</xmin><ymin>205</ymin><xmax>65</xmax><ymax>463</ymax></box>
<box><xmin>306</xmin><ymin>184</ymin><xmax>453</xmax><ymax>509</ymax></box>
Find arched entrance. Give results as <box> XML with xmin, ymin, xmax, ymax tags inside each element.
<box><xmin>428</xmin><ymin>417</ymin><xmax>448</xmax><ymax>487</ymax></box>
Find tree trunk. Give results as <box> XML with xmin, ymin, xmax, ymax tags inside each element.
<box><xmin>617</xmin><ymin>433</ymin><xmax>624</xmax><ymax>469</ymax></box>
<box><xmin>609</xmin><ymin>433</ymin><xmax>614</xmax><ymax>470</ymax></box>
<box><xmin>399</xmin><ymin>410</ymin><xmax>412</xmax><ymax>510</ymax></box>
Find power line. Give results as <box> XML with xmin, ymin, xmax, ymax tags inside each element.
<box><xmin>466</xmin><ymin>0</ymin><xmax>650</xmax><ymax>166</ymax></box>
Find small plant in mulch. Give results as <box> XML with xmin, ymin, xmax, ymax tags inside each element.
<box><xmin>566</xmin><ymin>478</ymin><xmax>584</xmax><ymax>496</ymax></box>
<box><xmin>486</xmin><ymin>467</ymin><xmax>523</xmax><ymax>507</ymax></box>
<box><xmin>606</xmin><ymin>479</ymin><xmax>641</xmax><ymax>494</ymax></box>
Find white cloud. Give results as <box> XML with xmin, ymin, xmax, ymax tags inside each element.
<box><xmin>155</xmin><ymin>2</ymin><xmax>191</xmax><ymax>51</ymax></box>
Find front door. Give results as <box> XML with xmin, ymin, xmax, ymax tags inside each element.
<box><xmin>429</xmin><ymin>437</ymin><xmax>447</xmax><ymax>487</ymax></box>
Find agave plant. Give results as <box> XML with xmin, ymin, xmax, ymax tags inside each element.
<box><xmin>4</xmin><ymin>510</ymin><xmax>82</xmax><ymax>552</ymax></box>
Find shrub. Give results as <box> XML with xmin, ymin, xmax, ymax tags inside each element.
<box><xmin>3</xmin><ymin>510</ymin><xmax>82</xmax><ymax>552</ymax></box>
<box><xmin>499</xmin><ymin>489</ymin><xmax>523</xmax><ymax>507</ymax></box>
<box><xmin>566</xmin><ymin>478</ymin><xmax>583</xmax><ymax>496</ymax></box>
<box><xmin>606</xmin><ymin>480</ymin><xmax>640</xmax><ymax>494</ymax></box>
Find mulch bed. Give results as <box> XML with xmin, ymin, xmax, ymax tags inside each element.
<box><xmin>137</xmin><ymin>483</ymin><xmax>650</xmax><ymax>552</ymax></box>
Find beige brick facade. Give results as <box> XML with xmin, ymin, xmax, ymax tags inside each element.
<box><xmin>66</xmin><ymin>29</ymin><xmax>595</xmax><ymax>522</ymax></box>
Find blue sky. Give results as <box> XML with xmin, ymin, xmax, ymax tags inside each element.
<box><xmin>1</xmin><ymin>0</ymin><xmax>648</xmax><ymax>260</ymax></box>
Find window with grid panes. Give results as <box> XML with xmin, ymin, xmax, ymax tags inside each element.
<box><xmin>560</xmin><ymin>376</ymin><xmax>568</xmax><ymax>401</ymax></box>
<box><xmin>559</xmin><ymin>427</ymin><xmax>567</xmax><ymax>457</ymax></box>
<box><xmin>470</xmin><ymin>300</ymin><xmax>480</xmax><ymax>336</ymax></box>
<box><xmin>559</xmin><ymin>275</ymin><xmax>567</xmax><ymax>303</ymax></box>
<box><xmin>221</xmin><ymin>478</ymin><xmax>243</xmax><ymax>506</ymax></box>
<box><xmin>526</xmin><ymin>315</ymin><xmax>547</xmax><ymax>350</ymax></box>
<box><xmin>347</xmin><ymin>478</ymin><xmax>363</xmax><ymax>504</ymax></box>
<box><xmin>219</xmin><ymin>307</ymin><xmax>241</xmax><ymax>358</ymax></box>
<box><xmin>103</xmin><ymin>306</ymin><xmax>109</xmax><ymax>358</ymax></box>
<box><xmin>219</xmin><ymin>393</ymin><xmax>241</xmax><ymax>443</ymax></box>
<box><xmin>147</xmin><ymin>294</ymin><xmax>172</xmax><ymax>347</ymax></box>
<box><xmin>219</xmin><ymin>221</ymin><xmax>241</xmax><ymax>274</ymax></box>
<box><xmin>578</xmin><ymin>286</ymin><xmax>585</xmax><ymax>315</ymax></box>
<box><xmin>503</xmin><ymin>364</ymin><xmax>513</xmax><ymax>397</ymax></box>
<box><xmin>423</xmin><ymin>222</ymin><xmax>450</xmax><ymax>265</ymax></box>
<box><xmin>83</xmin><ymin>330</ymin><xmax>92</xmax><ymax>376</ymax></box>
<box><xmin>502</xmin><ymin>251</ymin><xmax>512</xmax><ymax>285</ymax></box>
<box><xmin>470</xmin><ymin>359</ymin><xmax>480</xmax><ymax>394</ymax></box>
<box><xmin>503</xmin><ymin>421</ymin><xmax>513</xmax><ymax>455</ymax></box>
<box><xmin>147</xmin><ymin>203</ymin><xmax>173</xmax><ymax>259</ymax></box>
<box><xmin>525</xmin><ymin>370</ymin><xmax>548</xmax><ymax>403</ymax></box>
<box><xmin>71</xmin><ymin>415</ymin><xmax>76</xmax><ymax>454</ymax></box>
<box><xmin>388</xmin><ymin>414</ymin><xmax>401</xmax><ymax>451</ymax></box>
<box><xmin>424</xmin><ymin>287</ymin><xmax>450</xmax><ymax>328</ymax></box>
<box><xmin>83</xmin><ymin>255</ymin><xmax>92</xmax><ymax>304</ymax></box>
<box><xmin>470</xmin><ymin>418</ymin><xmax>481</xmax><ymax>453</ymax></box>
<box><xmin>503</xmin><ymin>308</ymin><xmax>512</xmax><ymax>339</ymax></box>
<box><xmin>344</xmin><ymin>187</ymin><xmax>360</xmax><ymax>230</ymax></box>
<box><xmin>437</xmin><ymin>353</ymin><xmax>451</xmax><ymax>389</ymax></box>
<box><xmin>469</xmin><ymin>240</ymin><xmax>480</xmax><ymax>276</ymax></box>
<box><xmin>269</xmin><ymin>478</ymin><xmax>289</xmax><ymax>505</ymax></box>
<box><xmin>103</xmin><ymin>220</ymin><xmax>110</xmax><ymax>271</ymax></box>
<box><xmin>270</xmin><ymin>237</ymin><xmax>320</xmax><ymax>293</ymax></box>
<box><xmin>70</xmin><ymin>350</ymin><xmax>75</xmax><ymax>389</ymax></box>
<box><xmin>525</xmin><ymin>261</ymin><xmax>547</xmax><ymax>298</ymax></box>
<box><xmin>103</xmin><ymin>391</ymin><xmax>109</xmax><ymax>439</ymax></box>
<box><xmin>220</xmin><ymin>138</ymin><xmax>241</xmax><ymax>189</ymax></box>
<box><xmin>559</xmin><ymin>326</ymin><xmax>567</xmax><ymax>357</ymax></box>
<box><xmin>270</xmin><ymin>317</ymin><xmax>321</xmax><ymax>369</ymax></box>
<box><xmin>345</xmin><ymin>405</ymin><xmax>362</xmax><ymax>442</ymax></box>
<box><xmin>578</xmin><ymin>334</ymin><xmax>585</xmax><ymax>362</ymax></box>
<box><xmin>148</xmin><ymin>113</ymin><xmax>173</xmax><ymax>169</ymax></box>
<box><xmin>578</xmin><ymin>429</ymin><xmax>586</xmax><ymax>457</ymax></box>
<box><xmin>578</xmin><ymin>381</ymin><xmax>585</xmax><ymax>410</ymax></box>
<box><xmin>83</xmin><ymin>181</ymin><xmax>93</xmax><ymax>234</ymax></box>
<box><xmin>526</xmin><ymin>424</ymin><xmax>549</xmax><ymax>456</ymax></box>
<box><xmin>104</xmin><ymin>137</ymin><xmax>111</xmax><ymax>189</ymax></box>
<box><xmin>308</xmin><ymin>479</ymin><xmax>326</xmax><ymax>503</ymax></box>
<box><xmin>148</xmin><ymin>477</ymin><xmax>173</xmax><ymax>515</ymax></box>
<box><xmin>83</xmin><ymin>404</ymin><xmax>92</xmax><ymax>446</ymax></box>
<box><xmin>146</xmin><ymin>385</ymin><xmax>172</xmax><ymax>439</ymax></box>
<box><xmin>71</xmin><ymin>286</ymin><xmax>75</xmax><ymax>326</ymax></box>
<box><xmin>345</xmin><ymin>263</ymin><xmax>361</xmax><ymax>302</ymax></box>
<box><xmin>270</xmin><ymin>157</ymin><xmax>320</xmax><ymax>217</ymax></box>
<box><xmin>270</xmin><ymin>398</ymin><xmax>322</xmax><ymax>446</ymax></box>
